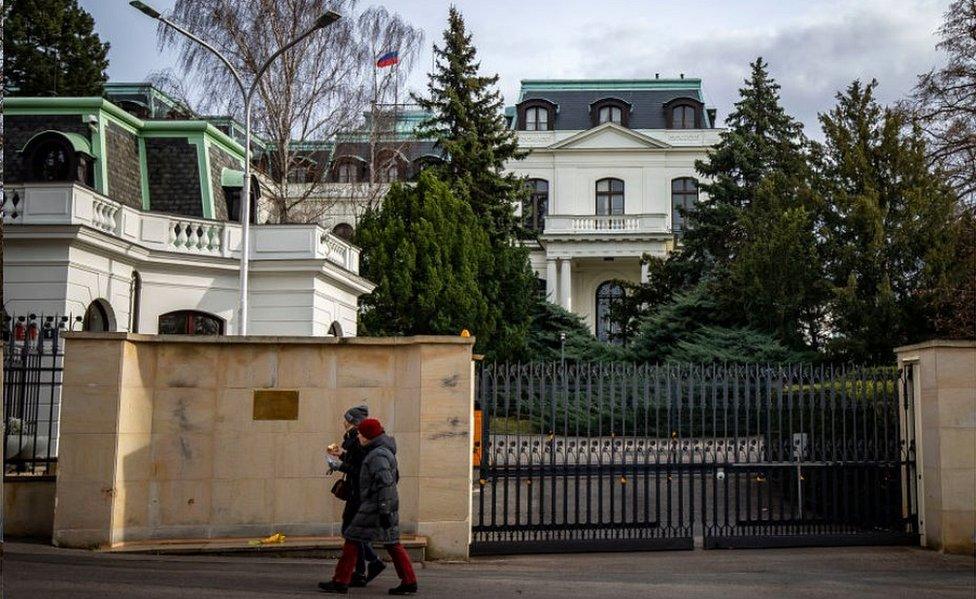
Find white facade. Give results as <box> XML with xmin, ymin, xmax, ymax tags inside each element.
<box><xmin>3</xmin><ymin>182</ymin><xmax>373</xmax><ymax>336</ymax></box>
<box><xmin>507</xmin><ymin>123</ymin><xmax>720</xmax><ymax>335</ymax></box>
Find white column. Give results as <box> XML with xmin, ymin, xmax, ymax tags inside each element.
<box><xmin>559</xmin><ymin>257</ymin><xmax>572</xmax><ymax>311</ymax></box>
<box><xmin>546</xmin><ymin>257</ymin><xmax>559</xmax><ymax>303</ymax></box>
<box><xmin>640</xmin><ymin>261</ymin><xmax>650</xmax><ymax>284</ymax></box>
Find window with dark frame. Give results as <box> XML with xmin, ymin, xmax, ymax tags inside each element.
<box><xmin>83</xmin><ymin>301</ymin><xmax>111</xmax><ymax>332</ymax></box>
<box><xmin>335</xmin><ymin>160</ymin><xmax>360</xmax><ymax>183</ymax></box>
<box><xmin>523</xmin><ymin>178</ymin><xmax>549</xmax><ymax>232</ymax></box>
<box><xmin>672</xmin><ymin>105</ymin><xmax>696</xmax><ymax>129</ymax></box>
<box><xmin>595</xmin><ymin>281</ymin><xmax>625</xmax><ymax>344</ymax></box>
<box><xmin>595</xmin><ymin>178</ymin><xmax>625</xmax><ymax>215</ymax></box>
<box><xmin>158</xmin><ymin>310</ymin><xmax>224</xmax><ymax>335</ymax></box>
<box><xmin>378</xmin><ymin>160</ymin><xmax>400</xmax><ymax>183</ymax></box>
<box><xmin>524</xmin><ymin>106</ymin><xmax>549</xmax><ymax>131</ymax></box>
<box><xmin>598</xmin><ymin>105</ymin><xmax>623</xmax><ymax>124</ymax></box>
<box><xmin>671</xmin><ymin>177</ymin><xmax>699</xmax><ymax>235</ymax></box>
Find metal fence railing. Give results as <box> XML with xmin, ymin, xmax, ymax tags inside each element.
<box><xmin>3</xmin><ymin>313</ymin><xmax>80</xmax><ymax>477</ymax></box>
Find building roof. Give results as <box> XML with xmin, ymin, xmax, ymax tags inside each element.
<box><xmin>515</xmin><ymin>78</ymin><xmax>712</xmax><ymax>130</ymax></box>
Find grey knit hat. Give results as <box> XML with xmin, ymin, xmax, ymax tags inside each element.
<box><xmin>344</xmin><ymin>404</ymin><xmax>369</xmax><ymax>425</ymax></box>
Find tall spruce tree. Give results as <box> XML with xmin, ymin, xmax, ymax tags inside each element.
<box><xmin>3</xmin><ymin>0</ymin><xmax>110</xmax><ymax>96</ymax></box>
<box><xmin>414</xmin><ymin>5</ymin><xmax>525</xmax><ymax>238</ymax></box>
<box><xmin>413</xmin><ymin>6</ymin><xmax>536</xmax><ymax>359</ymax></box>
<box><xmin>679</xmin><ymin>57</ymin><xmax>810</xmax><ymax>282</ymax></box>
<box><xmin>816</xmin><ymin>80</ymin><xmax>961</xmax><ymax>362</ymax></box>
<box><xmin>356</xmin><ymin>172</ymin><xmax>494</xmax><ymax>346</ymax></box>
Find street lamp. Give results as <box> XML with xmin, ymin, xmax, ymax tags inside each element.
<box><xmin>130</xmin><ymin>1</ymin><xmax>341</xmax><ymax>335</ymax></box>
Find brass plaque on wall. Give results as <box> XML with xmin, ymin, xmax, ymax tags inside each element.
<box><xmin>253</xmin><ymin>390</ymin><xmax>300</xmax><ymax>420</ymax></box>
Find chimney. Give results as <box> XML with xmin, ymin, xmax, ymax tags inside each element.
<box><xmin>680</xmin><ymin>73</ymin><xmax>684</xmax><ymax>79</ymax></box>
<box><xmin>655</xmin><ymin>73</ymin><xmax>660</xmax><ymax>79</ymax></box>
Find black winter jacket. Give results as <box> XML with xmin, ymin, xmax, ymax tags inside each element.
<box><xmin>343</xmin><ymin>434</ymin><xmax>400</xmax><ymax>544</ymax></box>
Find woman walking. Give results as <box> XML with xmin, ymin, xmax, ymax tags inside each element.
<box><xmin>327</xmin><ymin>405</ymin><xmax>385</xmax><ymax>587</ymax></box>
<box><xmin>319</xmin><ymin>418</ymin><xmax>418</xmax><ymax>595</ymax></box>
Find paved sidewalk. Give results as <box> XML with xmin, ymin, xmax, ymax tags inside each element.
<box><xmin>2</xmin><ymin>541</ymin><xmax>973</xmax><ymax>598</ymax></box>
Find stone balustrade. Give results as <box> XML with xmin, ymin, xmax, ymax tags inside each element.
<box><xmin>2</xmin><ymin>183</ymin><xmax>360</xmax><ymax>271</ymax></box>
<box><xmin>544</xmin><ymin>213</ymin><xmax>668</xmax><ymax>236</ymax></box>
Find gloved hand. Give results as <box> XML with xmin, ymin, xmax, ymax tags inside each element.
<box><xmin>325</xmin><ymin>455</ymin><xmax>342</xmax><ymax>470</ymax></box>
<box><xmin>379</xmin><ymin>513</ymin><xmax>392</xmax><ymax>528</ymax></box>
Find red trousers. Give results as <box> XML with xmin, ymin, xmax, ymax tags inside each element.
<box><xmin>333</xmin><ymin>540</ymin><xmax>417</xmax><ymax>586</ymax></box>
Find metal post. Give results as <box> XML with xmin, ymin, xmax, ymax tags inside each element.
<box><xmin>129</xmin><ymin>2</ymin><xmax>340</xmax><ymax>335</ymax></box>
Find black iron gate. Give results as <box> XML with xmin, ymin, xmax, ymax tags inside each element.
<box><xmin>471</xmin><ymin>362</ymin><xmax>918</xmax><ymax>555</ymax></box>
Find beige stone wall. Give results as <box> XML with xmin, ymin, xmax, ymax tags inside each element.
<box><xmin>896</xmin><ymin>340</ymin><xmax>976</xmax><ymax>555</ymax></box>
<box><xmin>53</xmin><ymin>334</ymin><xmax>475</xmax><ymax>559</ymax></box>
<box><xmin>3</xmin><ymin>479</ymin><xmax>56</xmax><ymax>539</ymax></box>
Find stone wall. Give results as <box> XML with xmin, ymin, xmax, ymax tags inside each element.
<box><xmin>145</xmin><ymin>137</ymin><xmax>203</xmax><ymax>217</ymax></box>
<box><xmin>3</xmin><ymin>479</ymin><xmax>56</xmax><ymax>539</ymax></box>
<box><xmin>896</xmin><ymin>340</ymin><xmax>976</xmax><ymax>555</ymax></box>
<box><xmin>3</xmin><ymin>115</ymin><xmax>91</xmax><ymax>184</ymax></box>
<box><xmin>209</xmin><ymin>144</ymin><xmax>242</xmax><ymax>222</ymax></box>
<box><xmin>105</xmin><ymin>122</ymin><xmax>143</xmax><ymax>209</ymax></box>
<box><xmin>53</xmin><ymin>334</ymin><xmax>474</xmax><ymax>559</ymax></box>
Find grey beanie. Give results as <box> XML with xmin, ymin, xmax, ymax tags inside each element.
<box><xmin>344</xmin><ymin>404</ymin><xmax>369</xmax><ymax>425</ymax></box>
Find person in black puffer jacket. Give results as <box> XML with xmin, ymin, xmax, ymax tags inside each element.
<box><xmin>319</xmin><ymin>418</ymin><xmax>417</xmax><ymax>595</ymax></box>
<box><xmin>327</xmin><ymin>405</ymin><xmax>385</xmax><ymax>587</ymax></box>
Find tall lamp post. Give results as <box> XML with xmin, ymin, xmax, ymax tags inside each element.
<box><xmin>130</xmin><ymin>1</ymin><xmax>341</xmax><ymax>335</ymax></box>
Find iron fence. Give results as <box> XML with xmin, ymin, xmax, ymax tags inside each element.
<box><xmin>3</xmin><ymin>313</ymin><xmax>79</xmax><ymax>477</ymax></box>
<box><xmin>472</xmin><ymin>362</ymin><xmax>918</xmax><ymax>554</ymax></box>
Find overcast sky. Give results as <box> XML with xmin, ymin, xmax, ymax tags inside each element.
<box><xmin>81</xmin><ymin>0</ymin><xmax>951</xmax><ymax>136</ymax></box>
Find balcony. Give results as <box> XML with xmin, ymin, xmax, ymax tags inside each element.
<box><xmin>2</xmin><ymin>183</ymin><xmax>360</xmax><ymax>272</ymax></box>
<box><xmin>542</xmin><ymin>213</ymin><xmax>669</xmax><ymax>237</ymax></box>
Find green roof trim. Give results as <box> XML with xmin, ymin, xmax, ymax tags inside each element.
<box><xmin>220</xmin><ymin>167</ymin><xmax>245</xmax><ymax>187</ymax></box>
<box><xmin>20</xmin><ymin>130</ymin><xmax>93</xmax><ymax>156</ymax></box>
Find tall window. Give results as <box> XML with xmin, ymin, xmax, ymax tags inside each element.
<box><xmin>524</xmin><ymin>106</ymin><xmax>549</xmax><ymax>131</ymax></box>
<box><xmin>335</xmin><ymin>160</ymin><xmax>360</xmax><ymax>183</ymax></box>
<box><xmin>672</xmin><ymin>105</ymin><xmax>696</xmax><ymax>129</ymax></box>
<box><xmin>671</xmin><ymin>177</ymin><xmax>699</xmax><ymax>235</ymax></box>
<box><xmin>595</xmin><ymin>178</ymin><xmax>625</xmax><ymax>215</ymax></box>
<box><xmin>595</xmin><ymin>282</ymin><xmax>625</xmax><ymax>343</ymax></box>
<box><xmin>523</xmin><ymin>179</ymin><xmax>548</xmax><ymax>232</ymax></box>
<box><xmin>378</xmin><ymin>160</ymin><xmax>400</xmax><ymax>183</ymax></box>
<box><xmin>158</xmin><ymin>310</ymin><xmax>224</xmax><ymax>335</ymax></box>
<box><xmin>598</xmin><ymin>105</ymin><xmax>623</xmax><ymax>124</ymax></box>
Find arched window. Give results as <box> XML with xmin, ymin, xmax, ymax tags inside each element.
<box><xmin>664</xmin><ymin>97</ymin><xmax>704</xmax><ymax>130</ymax></box>
<box><xmin>333</xmin><ymin>157</ymin><xmax>365</xmax><ymax>183</ymax></box>
<box><xmin>83</xmin><ymin>299</ymin><xmax>115</xmax><ymax>332</ymax></box>
<box><xmin>671</xmin><ymin>177</ymin><xmax>699</xmax><ymax>235</ymax></box>
<box><xmin>328</xmin><ymin>321</ymin><xmax>344</xmax><ymax>337</ymax></box>
<box><xmin>595</xmin><ymin>282</ymin><xmax>625</xmax><ymax>344</ymax></box>
<box><xmin>595</xmin><ymin>178</ymin><xmax>625</xmax><ymax>216</ymax></box>
<box><xmin>332</xmin><ymin>223</ymin><xmax>354</xmax><ymax>241</ymax></box>
<box><xmin>590</xmin><ymin>98</ymin><xmax>631</xmax><ymax>127</ymax></box>
<box><xmin>523</xmin><ymin>179</ymin><xmax>548</xmax><ymax>232</ymax></box>
<box><xmin>517</xmin><ymin>99</ymin><xmax>557</xmax><ymax>131</ymax></box>
<box><xmin>378</xmin><ymin>160</ymin><xmax>400</xmax><ymax>183</ymax></box>
<box><xmin>411</xmin><ymin>155</ymin><xmax>443</xmax><ymax>180</ymax></box>
<box><xmin>23</xmin><ymin>131</ymin><xmax>94</xmax><ymax>186</ymax></box>
<box><xmin>158</xmin><ymin>310</ymin><xmax>224</xmax><ymax>335</ymax></box>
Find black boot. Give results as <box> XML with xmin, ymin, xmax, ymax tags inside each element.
<box><xmin>318</xmin><ymin>580</ymin><xmax>349</xmax><ymax>594</ymax></box>
<box><xmin>349</xmin><ymin>573</ymin><xmax>368</xmax><ymax>588</ymax></box>
<box><xmin>366</xmin><ymin>560</ymin><xmax>387</xmax><ymax>583</ymax></box>
<box><xmin>389</xmin><ymin>582</ymin><xmax>418</xmax><ymax>595</ymax></box>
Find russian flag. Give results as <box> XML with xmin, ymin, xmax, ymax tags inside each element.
<box><xmin>376</xmin><ymin>51</ymin><xmax>399</xmax><ymax>68</ymax></box>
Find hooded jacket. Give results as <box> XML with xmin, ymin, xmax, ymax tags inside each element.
<box><xmin>343</xmin><ymin>433</ymin><xmax>400</xmax><ymax>544</ymax></box>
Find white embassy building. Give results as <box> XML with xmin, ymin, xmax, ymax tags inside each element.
<box><xmin>508</xmin><ymin>78</ymin><xmax>720</xmax><ymax>340</ymax></box>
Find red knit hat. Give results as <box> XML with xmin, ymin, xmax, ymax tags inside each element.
<box><xmin>357</xmin><ymin>418</ymin><xmax>384</xmax><ymax>440</ymax></box>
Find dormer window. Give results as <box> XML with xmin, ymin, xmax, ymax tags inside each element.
<box><xmin>516</xmin><ymin>99</ymin><xmax>557</xmax><ymax>131</ymax></box>
<box><xmin>590</xmin><ymin>98</ymin><xmax>631</xmax><ymax>128</ymax></box>
<box><xmin>332</xmin><ymin>156</ymin><xmax>367</xmax><ymax>183</ymax></box>
<box><xmin>664</xmin><ymin>97</ymin><xmax>705</xmax><ymax>129</ymax></box>
<box><xmin>22</xmin><ymin>130</ymin><xmax>94</xmax><ymax>187</ymax></box>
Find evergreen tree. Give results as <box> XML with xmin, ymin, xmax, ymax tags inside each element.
<box><xmin>414</xmin><ymin>5</ymin><xmax>525</xmax><ymax>238</ymax></box>
<box><xmin>356</xmin><ymin>172</ymin><xmax>494</xmax><ymax>347</ymax></box>
<box><xmin>816</xmin><ymin>80</ymin><xmax>962</xmax><ymax>361</ymax></box>
<box><xmin>413</xmin><ymin>6</ymin><xmax>536</xmax><ymax>359</ymax></box>
<box><xmin>677</xmin><ymin>57</ymin><xmax>810</xmax><ymax>283</ymax></box>
<box><xmin>625</xmin><ymin>282</ymin><xmax>812</xmax><ymax>364</ymax></box>
<box><xmin>522</xmin><ymin>301</ymin><xmax>621</xmax><ymax>363</ymax></box>
<box><xmin>3</xmin><ymin>0</ymin><xmax>110</xmax><ymax>96</ymax></box>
